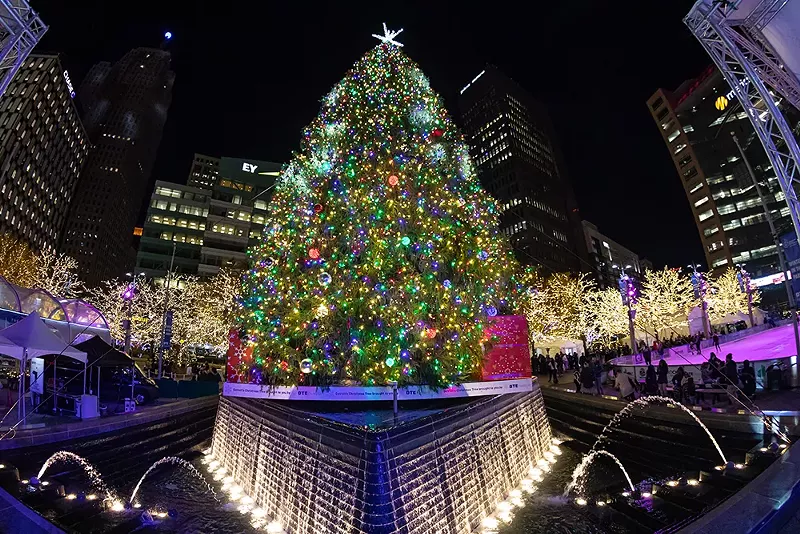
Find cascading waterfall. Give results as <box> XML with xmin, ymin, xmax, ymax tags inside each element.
<box><xmin>592</xmin><ymin>395</ymin><xmax>727</xmax><ymax>465</ymax></box>
<box><xmin>36</xmin><ymin>451</ymin><xmax>114</xmax><ymax>501</ymax></box>
<box><xmin>563</xmin><ymin>450</ymin><xmax>635</xmax><ymax>497</ymax></box>
<box><xmin>130</xmin><ymin>456</ymin><xmax>217</xmax><ymax>504</ymax></box>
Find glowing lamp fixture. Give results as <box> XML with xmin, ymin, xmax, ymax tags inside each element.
<box><xmin>164</xmin><ymin>31</ymin><xmax>173</xmax><ymax>40</ymax></box>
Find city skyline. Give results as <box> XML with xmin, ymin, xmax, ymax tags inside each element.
<box><xmin>33</xmin><ymin>0</ymin><xmax>707</xmax><ymax>270</ymax></box>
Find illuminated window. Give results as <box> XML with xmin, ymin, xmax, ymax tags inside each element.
<box><xmin>717</xmin><ymin>204</ymin><xmax>736</xmax><ymax>215</ymax></box>
<box><xmin>667</xmin><ymin>129</ymin><xmax>681</xmax><ymax>143</ymax></box>
<box><xmin>689</xmin><ymin>183</ymin><xmax>703</xmax><ymax>195</ymax></box>
<box><xmin>698</xmin><ymin>209</ymin><xmax>714</xmax><ymax>222</ymax></box>
<box><xmin>703</xmin><ymin>226</ymin><xmax>719</xmax><ymax>237</ymax></box>
<box><xmin>712</xmin><ymin>257</ymin><xmax>729</xmax><ymax>268</ymax></box>
<box><xmin>694</xmin><ymin>196</ymin><xmax>709</xmax><ymax>208</ymax></box>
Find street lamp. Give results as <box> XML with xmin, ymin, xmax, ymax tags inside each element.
<box><xmin>618</xmin><ymin>273</ymin><xmax>638</xmax><ymax>354</ymax></box>
<box><xmin>688</xmin><ymin>263</ymin><xmax>711</xmax><ymax>338</ymax></box>
<box><xmin>735</xmin><ymin>264</ymin><xmax>755</xmax><ymax>327</ymax></box>
<box><xmin>121</xmin><ymin>272</ymin><xmax>144</xmax><ymax>354</ymax></box>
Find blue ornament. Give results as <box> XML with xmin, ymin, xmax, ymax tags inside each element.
<box><xmin>443</xmin><ymin>279</ymin><xmax>452</xmax><ymax>288</ymax></box>
<box><xmin>478</xmin><ymin>250</ymin><xmax>488</xmax><ymax>261</ymax></box>
<box><xmin>487</xmin><ymin>306</ymin><xmax>498</xmax><ymax>317</ymax></box>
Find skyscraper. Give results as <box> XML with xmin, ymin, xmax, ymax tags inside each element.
<box><xmin>458</xmin><ymin>66</ymin><xmax>585</xmax><ymax>274</ymax></box>
<box><xmin>187</xmin><ymin>153</ymin><xmax>220</xmax><ymax>190</ymax></box>
<box><xmin>648</xmin><ymin>67</ymin><xmax>796</xmax><ymax>281</ymax></box>
<box><xmin>0</xmin><ymin>54</ymin><xmax>89</xmax><ymax>251</ymax></box>
<box><xmin>136</xmin><ymin>156</ymin><xmax>280</xmax><ymax>282</ymax></box>
<box><xmin>61</xmin><ymin>48</ymin><xmax>175</xmax><ymax>286</ymax></box>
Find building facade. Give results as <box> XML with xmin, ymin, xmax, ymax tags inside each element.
<box><xmin>61</xmin><ymin>48</ymin><xmax>175</xmax><ymax>286</ymax></box>
<box><xmin>648</xmin><ymin>67</ymin><xmax>796</xmax><ymax>280</ymax></box>
<box><xmin>581</xmin><ymin>221</ymin><xmax>645</xmax><ymax>289</ymax></box>
<box><xmin>136</xmin><ymin>156</ymin><xmax>281</xmax><ymax>282</ymax></box>
<box><xmin>0</xmin><ymin>54</ymin><xmax>89</xmax><ymax>251</ymax></box>
<box><xmin>187</xmin><ymin>153</ymin><xmax>220</xmax><ymax>189</ymax></box>
<box><xmin>458</xmin><ymin>66</ymin><xmax>586</xmax><ymax>274</ymax></box>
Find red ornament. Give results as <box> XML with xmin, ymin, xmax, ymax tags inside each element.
<box><xmin>388</xmin><ymin>175</ymin><xmax>399</xmax><ymax>186</ymax></box>
<box><xmin>309</xmin><ymin>248</ymin><xmax>320</xmax><ymax>259</ymax></box>
<box><xmin>432</xmin><ymin>128</ymin><xmax>444</xmax><ymax>138</ymax></box>
<box><xmin>314</xmin><ymin>203</ymin><xmax>324</xmax><ymax>213</ymax></box>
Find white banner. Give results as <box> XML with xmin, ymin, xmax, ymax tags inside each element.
<box><xmin>223</xmin><ymin>378</ymin><xmax>533</xmax><ymax>401</ymax></box>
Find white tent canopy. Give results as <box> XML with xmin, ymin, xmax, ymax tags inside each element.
<box><xmin>0</xmin><ymin>311</ymin><xmax>86</xmax><ymax>362</ymax></box>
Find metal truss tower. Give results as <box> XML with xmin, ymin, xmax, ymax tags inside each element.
<box><xmin>685</xmin><ymin>0</ymin><xmax>800</xmax><ymax>242</ymax></box>
<box><xmin>0</xmin><ymin>0</ymin><xmax>46</xmax><ymax>99</ymax></box>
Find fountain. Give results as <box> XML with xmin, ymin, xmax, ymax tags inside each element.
<box><xmin>36</xmin><ymin>451</ymin><xmax>114</xmax><ymax>501</ymax></box>
<box><xmin>129</xmin><ymin>456</ymin><xmax>217</xmax><ymax>505</ymax></box>
<box><xmin>591</xmin><ymin>396</ymin><xmax>728</xmax><ymax>465</ymax></box>
<box><xmin>563</xmin><ymin>450</ymin><xmax>635</xmax><ymax>498</ymax></box>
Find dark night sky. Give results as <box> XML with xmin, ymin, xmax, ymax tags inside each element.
<box><xmin>35</xmin><ymin>0</ymin><xmax>708</xmax><ymax>268</ymax></box>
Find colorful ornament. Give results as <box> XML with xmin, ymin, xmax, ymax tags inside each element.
<box><xmin>308</xmin><ymin>248</ymin><xmax>320</xmax><ymax>259</ymax></box>
<box><xmin>385</xmin><ymin>356</ymin><xmax>396</xmax><ymax>367</ymax></box>
<box><xmin>300</xmin><ymin>358</ymin><xmax>313</xmax><ymax>374</ymax></box>
<box><xmin>432</xmin><ymin>128</ymin><xmax>444</xmax><ymax>138</ymax></box>
<box><xmin>388</xmin><ymin>175</ymin><xmax>399</xmax><ymax>186</ymax></box>
<box><xmin>486</xmin><ymin>306</ymin><xmax>498</xmax><ymax>317</ymax></box>
<box><xmin>478</xmin><ymin>250</ymin><xmax>488</xmax><ymax>261</ymax></box>
<box><xmin>314</xmin><ymin>203</ymin><xmax>324</xmax><ymax>213</ymax></box>
<box><xmin>318</xmin><ymin>272</ymin><xmax>332</xmax><ymax>285</ymax></box>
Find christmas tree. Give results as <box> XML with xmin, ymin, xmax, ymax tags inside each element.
<box><xmin>239</xmin><ymin>27</ymin><xmax>527</xmax><ymax>388</ymax></box>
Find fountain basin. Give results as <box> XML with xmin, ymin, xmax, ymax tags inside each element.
<box><xmin>211</xmin><ymin>383</ymin><xmax>552</xmax><ymax>534</ymax></box>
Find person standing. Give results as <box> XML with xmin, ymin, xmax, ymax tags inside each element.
<box><xmin>555</xmin><ymin>352</ymin><xmax>564</xmax><ymax>376</ymax></box>
<box><xmin>642</xmin><ymin>344</ymin><xmax>652</xmax><ymax>367</ymax></box>
<box><xmin>573</xmin><ymin>365</ymin><xmax>582</xmax><ymax>393</ymax></box>
<box><xmin>672</xmin><ymin>366</ymin><xmax>686</xmax><ymax>403</ymax></box>
<box><xmin>538</xmin><ymin>354</ymin><xmax>546</xmax><ymax>376</ymax></box>
<box><xmin>657</xmin><ymin>359</ymin><xmax>669</xmax><ymax>397</ymax></box>
<box><xmin>741</xmin><ymin>360</ymin><xmax>756</xmax><ymax>398</ymax></box>
<box><xmin>684</xmin><ymin>375</ymin><xmax>697</xmax><ymax>405</ymax></box>
<box><xmin>713</xmin><ymin>333</ymin><xmax>721</xmax><ymax>352</ymax></box>
<box><xmin>580</xmin><ymin>363</ymin><xmax>595</xmax><ymax>395</ymax></box>
<box><xmin>593</xmin><ymin>359</ymin><xmax>603</xmax><ymax>395</ymax></box>
<box><xmin>645</xmin><ymin>364</ymin><xmax>658</xmax><ymax>395</ymax></box>
<box><xmin>724</xmin><ymin>353</ymin><xmax>739</xmax><ymax>405</ymax></box>
<box><xmin>548</xmin><ymin>357</ymin><xmax>558</xmax><ymax>384</ymax></box>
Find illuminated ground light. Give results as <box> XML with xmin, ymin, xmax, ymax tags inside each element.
<box><xmin>641</xmin><ymin>492</ymin><xmax>652</xmax><ymax>498</ymax></box>
<box><xmin>157</xmin><ymin>512</ymin><xmax>167</xmax><ymax>518</ymax></box>
<box><xmin>596</xmin><ymin>501</ymin><xmax>605</xmax><ymax>507</ymax></box>
<box><xmin>715</xmin><ymin>465</ymin><xmax>724</xmax><ymax>471</ymax></box>
<box><xmin>621</xmin><ymin>491</ymin><xmax>631</xmax><ymax>497</ymax></box>
<box><xmin>66</xmin><ymin>494</ymin><xmax>77</xmax><ymax>500</ymax></box>
<box><xmin>667</xmin><ymin>480</ymin><xmax>679</xmax><ymax>487</ymax></box>
<box><xmin>41</xmin><ymin>481</ymin><xmax>50</xmax><ymax>486</ymax></box>
<box><xmin>687</xmin><ymin>479</ymin><xmax>699</xmax><ymax>486</ymax></box>
<box><xmin>110</xmin><ymin>501</ymin><xmax>125</xmax><ymax>511</ymax></box>
<box><xmin>735</xmin><ymin>463</ymin><xmax>744</xmax><ymax>469</ymax></box>
<box><xmin>0</xmin><ymin>464</ymin><xmax>5</xmax><ymax>468</ymax></box>
<box><xmin>87</xmin><ymin>494</ymin><xmax>97</xmax><ymax>501</ymax></box>
<box><xmin>779</xmin><ymin>443</ymin><xmax>788</xmax><ymax>449</ymax></box>
<box><xmin>21</xmin><ymin>479</ymin><xmax>28</xmax><ymax>484</ymax></box>
<box><xmin>575</xmin><ymin>497</ymin><xmax>587</xmax><ymax>506</ymax></box>
<box><xmin>133</xmin><ymin>503</ymin><xmax>142</xmax><ymax>509</ymax></box>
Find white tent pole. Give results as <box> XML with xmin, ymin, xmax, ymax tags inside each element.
<box><xmin>83</xmin><ymin>361</ymin><xmax>87</xmax><ymax>395</ymax></box>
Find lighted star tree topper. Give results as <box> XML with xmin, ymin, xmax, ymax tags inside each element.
<box><xmin>238</xmin><ymin>26</ymin><xmax>529</xmax><ymax>388</ymax></box>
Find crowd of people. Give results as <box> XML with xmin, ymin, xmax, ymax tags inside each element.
<box><xmin>535</xmin><ymin>347</ymin><xmax>759</xmax><ymax>407</ymax></box>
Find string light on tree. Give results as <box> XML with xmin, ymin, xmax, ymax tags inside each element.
<box><xmin>236</xmin><ymin>30</ymin><xmax>529</xmax><ymax>389</ymax></box>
